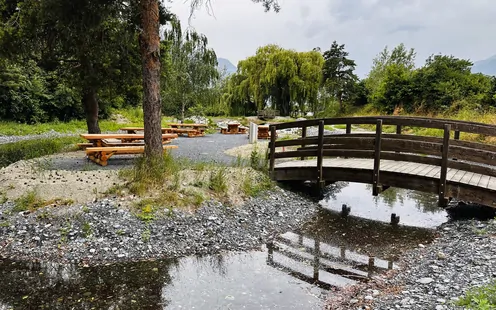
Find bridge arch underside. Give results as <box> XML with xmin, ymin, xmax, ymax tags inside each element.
<box><xmin>272</xmin><ymin>159</ymin><xmax>496</xmax><ymax>208</ymax></box>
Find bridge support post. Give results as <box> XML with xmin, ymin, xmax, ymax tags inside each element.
<box><xmin>269</xmin><ymin>125</ymin><xmax>276</xmax><ymax>173</ymax></box>
<box><xmin>373</xmin><ymin>120</ymin><xmax>383</xmax><ymax>196</ymax></box>
<box><xmin>317</xmin><ymin>120</ymin><xmax>325</xmax><ymax>187</ymax></box>
<box><xmin>301</xmin><ymin>126</ymin><xmax>307</xmax><ymax>160</ymax></box>
<box><xmin>439</xmin><ymin>124</ymin><xmax>451</xmax><ymax>207</ymax></box>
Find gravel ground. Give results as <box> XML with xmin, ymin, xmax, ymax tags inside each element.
<box><xmin>325</xmin><ymin>219</ymin><xmax>496</xmax><ymax>310</ymax></box>
<box><xmin>169</xmin><ymin>133</ymin><xmax>250</xmax><ymax>164</ymax></box>
<box><xmin>0</xmin><ymin>188</ymin><xmax>317</xmax><ymax>265</ymax></box>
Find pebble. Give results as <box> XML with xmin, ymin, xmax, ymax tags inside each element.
<box><xmin>0</xmin><ymin>189</ymin><xmax>318</xmax><ymax>265</ymax></box>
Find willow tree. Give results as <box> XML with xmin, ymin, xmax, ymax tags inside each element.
<box><xmin>161</xmin><ymin>16</ymin><xmax>219</xmax><ymax>121</ymax></box>
<box><xmin>237</xmin><ymin>45</ymin><xmax>323</xmax><ymax>116</ymax></box>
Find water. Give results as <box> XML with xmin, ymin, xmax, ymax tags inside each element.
<box><xmin>320</xmin><ymin>182</ymin><xmax>448</xmax><ymax>228</ymax></box>
<box><xmin>0</xmin><ymin>182</ymin><xmax>443</xmax><ymax>309</ymax></box>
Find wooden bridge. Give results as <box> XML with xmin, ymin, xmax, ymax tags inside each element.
<box><xmin>268</xmin><ymin>116</ymin><xmax>496</xmax><ymax>208</ymax></box>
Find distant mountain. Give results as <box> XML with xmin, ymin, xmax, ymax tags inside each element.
<box><xmin>217</xmin><ymin>58</ymin><xmax>237</xmax><ymax>76</ymax></box>
<box><xmin>472</xmin><ymin>55</ymin><xmax>496</xmax><ymax>76</ymax></box>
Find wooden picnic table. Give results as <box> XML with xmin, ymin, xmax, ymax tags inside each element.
<box><xmin>80</xmin><ymin>133</ymin><xmax>177</xmax><ymax>146</ymax></box>
<box><xmin>120</xmin><ymin>127</ymin><xmax>199</xmax><ymax>138</ymax></box>
<box><xmin>168</xmin><ymin>123</ymin><xmax>208</xmax><ymax>137</ymax></box>
<box><xmin>220</xmin><ymin>122</ymin><xmax>247</xmax><ymax>134</ymax></box>
<box><xmin>258</xmin><ymin>125</ymin><xmax>270</xmax><ymax>139</ymax></box>
<box><xmin>79</xmin><ymin>133</ymin><xmax>179</xmax><ymax>166</ymax></box>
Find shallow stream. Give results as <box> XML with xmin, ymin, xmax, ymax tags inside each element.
<box><xmin>0</xmin><ymin>182</ymin><xmax>446</xmax><ymax>309</ymax></box>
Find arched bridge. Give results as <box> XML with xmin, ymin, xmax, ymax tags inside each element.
<box><xmin>267</xmin><ymin>116</ymin><xmax>496</xmax><ymax>208</ymax></box>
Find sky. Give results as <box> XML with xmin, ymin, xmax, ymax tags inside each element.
<box><xmin>170</xmin><ymin>0</ymin><xmax>496</xmax><ymax>77</ymax></box>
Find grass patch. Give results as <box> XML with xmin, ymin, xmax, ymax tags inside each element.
<box><xmin>0</xmin><ymin>136</ymin><xmax>83</xmax><ymax>168</ymax></box>
<box><xmin>13</xmin><ymin>190</ymin><xmax>73</xmax><ymax>213</ymax></box>
<box><xmin>457</xmin><ymin>281</ymin><xmax>496</xmax><ymax>309</ymax></box>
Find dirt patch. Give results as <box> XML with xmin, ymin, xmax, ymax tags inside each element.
<box><xmin>0</xmin><ymin>152</ymin><xmax>120</xmax><ymax>204</ymax></box>
<box><xmin>224</xmin><ymin>141</ymin><xmax>269</xmax><ymax>158</ymax></box>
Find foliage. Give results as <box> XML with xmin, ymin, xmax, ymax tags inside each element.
<box><xmin>228</xmin><ymin>45</ymin><xmax>323</xmax><ymax>116</ymax></box>
<box><xmin>0</xmin><ymin>136</ymin><xmax>82</xmax><ymax>168</ymax></box>
<box><xmin>321</xmin><ymin>41</ymin><xmax>357</xmax><ymax>112</ymax></box>
<box><xmin>161</xmin><ymin>16</ymin><xmax>219</xmax><ymax>120</ymax></box>
<box><xmin>457</xmin><ymin>281</ymin><xmax>496</xmax><ymax>309</ymax></box>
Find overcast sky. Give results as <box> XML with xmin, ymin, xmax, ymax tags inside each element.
<box><xmin>170</xmin><ymin>0</ymin><xmax>496</xmax><ymax>77</ymax></box>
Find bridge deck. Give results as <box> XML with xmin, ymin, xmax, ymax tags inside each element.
<box><xmin>274</xmin><ymin>158</ymin><xmax>496</xmax><ymax>190</ymax></box>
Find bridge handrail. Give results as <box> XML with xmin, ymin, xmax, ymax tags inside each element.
<box><xmin>269</xmin><ymin>116</ymin><xmax>496</xmax><ymax>137</ymax></box>
<box><xmin>268</xmin><ymin>116</ymin><xmax>496</xmax><ymax>206</ymax></box>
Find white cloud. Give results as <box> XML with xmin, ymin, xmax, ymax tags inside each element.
<box><xmin>169</xmin><ymin>0</ymin><xmax>496</xmax><ymax>77</ymax></box>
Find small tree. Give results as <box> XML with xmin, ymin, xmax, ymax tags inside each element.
<box><xmin>321</xmin><ymin>41</ymin><xmax>357</xmax><ymax>112</ymax></box>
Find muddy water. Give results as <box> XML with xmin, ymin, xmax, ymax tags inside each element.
<box><xmin>0</xmin><ymin>183</ymin><xmax>443</xmax><ymax>309</ymax></box>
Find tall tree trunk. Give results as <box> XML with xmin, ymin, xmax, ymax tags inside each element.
<box><xmin>338</xmin><ymin>91</ymin><xmax>344</xmax><ymax>113</ymax></box>
<box><xmin>139</xmin><ymin>0</ymin><xmax>163</xmax><ymax>158</ymax></box>
<box><xmin>82</xmin><ymin>87</ymin><xmax>101</xmax><ymax>134</ymax></box>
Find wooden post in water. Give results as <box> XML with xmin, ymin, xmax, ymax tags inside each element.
<box><xmin>317</xmin><ymin>121</ymin><xmax>325</xmax><ymax>190</ymax></box>
<box><xmin>313</xmin><ymin>237</ymin><xmax>320</xmax><ymax>281</ymax></box>
<box><xmin>269</xmin><ymin>125</ymin><xmax>276</xmax><ymax>173</ymax></box>
<box><xmin>439</xmin><ymin>124</ymin><xmax>451</xmax><ymax>207</ymax></box>
<box><xmin>301</xmin><ymin>126</ymin><xmax>307</xmax><ymax>160</ymax></box>
<box><xmin>372</xmin><ymin>120</ymin><xmax>383</xmax><ymax>196</ymax></box>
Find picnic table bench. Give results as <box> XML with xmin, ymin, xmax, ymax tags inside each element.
<box><xmin>120</xmin><ymin>127</ymin><xmax>198</xmax><ymax>138</ymax></box>
<box><xmin>168</xmin><ymin>123</ymin><xmax>208</xmax><ymax>137</ymax></box>
<box><xmin>257</xmin><ymin>125</ymin><xmax>271</xmax><ymax>139</ymax></box>
<box><xmin>220</xmin><ymin>122</ymin><xmax>248</xmax><ymax>134</ymax></box>
<box><xmin>79</xmin><ymin>133</ymin><xmax>179</xmax><ymax>166</ymax></box>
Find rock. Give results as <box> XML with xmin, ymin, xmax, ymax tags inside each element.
<box><xmin>417</xmin><ymin>277</ymin><xmax>434</xmax><ymax>284</ymax></box>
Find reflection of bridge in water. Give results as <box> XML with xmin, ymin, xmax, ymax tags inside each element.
<box><xmin>266</xmin><ymin>231</ymin><xmax>396</xmax><ymax>290</ymax></box>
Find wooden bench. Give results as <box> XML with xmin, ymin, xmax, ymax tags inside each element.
<box><xmin>168</xmin><ymin>123</ymin><xmax>208</xmax><ymax>137</ymax></box>
<box><xmin>80</xmin><ymin>134</ymin><xmax>178</xmax><ymax>146</ymax></box>
<box><xmin>85</xmin><ymin>145</ymin><xmax>179</xmax><ymax>166</ymax></box>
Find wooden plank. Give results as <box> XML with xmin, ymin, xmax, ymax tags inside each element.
<box><xmin>271</xmin><ymin>116</ymin><xmax>496</xmax><ymax>137</ymax></box>
<box><xmin>487</xmin><ymin>177</ymin><xmax>496</xmax><ymax>190</ymax></box>
<box><xmin>468</xmin><ymin>173</ymin><xmax>483</xmax><ymax>186</ymax></box>
<box><xmin>459</xmin><ymin>172</ymin><xmax>474</xmax><ymax>185</ymax></box>
<box><xmin>86</xmin><ymin>145</ymin><xmax>178</xmax><ymax>153</ymax></box>
<box><xmin>450</xmin><ymin>170</ymin><xmax>467</xmax><ymax>182</ymax></box>
<box><xmin>478</xmin><ymin>175</ymin><xmax>491</xmax><ymax>188</ymax></box>
<box><xmin>81</xmin><ymin>133</ymin><xmax>178</xmax><ymax>140</ymax></box>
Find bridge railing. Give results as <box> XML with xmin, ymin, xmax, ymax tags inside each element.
<box><xmin>268</xmin><ymin>116</ymin><xmax>496</xmax><ymax>205</ymax></box>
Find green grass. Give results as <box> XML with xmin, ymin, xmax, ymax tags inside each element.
<box><xmin>0</xmin><ymin>107</ymin><xmax>177</xmax><ymax>136</ymax></box>
<box><xmin>457</xmin><ymin>281</ymin><xmax>496</xmax><ymax>309</ymax></box>
<box><xmin>0</xmin><ymin>136</ymin><xmax>84</xmax><ymax>168</ymax></box>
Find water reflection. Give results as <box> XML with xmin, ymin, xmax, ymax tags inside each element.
<box><xmin>0</xmin><ymin>188</ymin><xmax>442</xmax><ymax>309</ymax></box>
<box><xmin>267</xmin><ymin>231</ymin><xmax>395</xmax><ymax>291</ymax></box>
<box><xmin>0</xmin><ymin>258</ymin><xmax>178</xmax><ymax>309</ymax></box>
<box><xmin>321</xmin><ymin>182</ymin><xmax>448</xmax><ymax>228</ymax></box>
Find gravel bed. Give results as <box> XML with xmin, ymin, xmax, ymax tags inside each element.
<box><xmin>0</xmin><ymin>187</ymin><xmax>317</xmax><ymax>265</ymax></box>
<box><xmin>326</xmin><ymin>219</ymin><xmax>496</xmax><ymax>310</ymax></box>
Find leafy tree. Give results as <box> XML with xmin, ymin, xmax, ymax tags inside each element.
<box><xmin>236</xmin><ymin>45</ymin><xmax>323</xmax><ymax>116</ymax></box>
<box><xmin>321</xmin><ymin>41</ymin><xmax>357</xmax><ymax>112</ymax></box>
<box><xmin>161</xmin><ymin>16</ymin><xmax>219</xmax><ymax>121</ymax></box>
<box><xmin>0</xmin><ymin>0</ymin><xmax>145</xmax><ymax>133</ymax></box>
